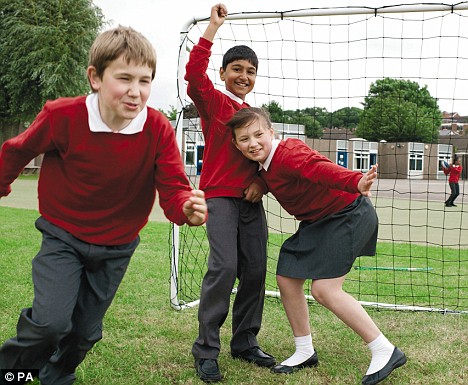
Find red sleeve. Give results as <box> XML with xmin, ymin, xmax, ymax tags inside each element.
<box><xmin>185</xmin><ymin>38</ymin><xmax>217</xmax><ymax>122</ymax></box>
<box><xmin>0</xmin><ymin>103</ymin><xmax>57</xmax><ymax>197</ymax></box>
<box><xmin>291</xmin><ymin>143</ymin><xmax>362</xmax><ymax>193</ymax></box>
<box><xmin>152</xmin><ymin>113</ymin><xmax>197</xmax><ymax>226</ymax></box>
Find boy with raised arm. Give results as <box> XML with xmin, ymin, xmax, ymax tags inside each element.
<box><xmin>185</xmin><ymin>4</ymin><xmax>275</xmax><ymax>382</ymax></box>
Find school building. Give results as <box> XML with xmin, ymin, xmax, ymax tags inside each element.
<box><xmin>20</xmin><ymin>116</ymin><xmax>467</xmax><ymax>180</ymax></box>
<box><xmin>176</xmin><ymin>118</ymin><xmax>466</xmax><ymax>180</ymax></box>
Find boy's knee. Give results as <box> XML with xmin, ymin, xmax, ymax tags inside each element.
<box><xmin>18</xmin><ymin>308</ymin><xmax>72</xmax><ymax>345</ymax></box>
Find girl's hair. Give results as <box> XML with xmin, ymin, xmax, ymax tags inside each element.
<box><xmin>454</xmin><ymin>155</ymin><xmax>459</xmax><ymax>163</ymax></box>
<box><xmin>222</xmin><ymin>45</ymin><xmax>258</xmax><ymax>70</ymax></box>
<box><xmin>88</xmin><ymin>26</ymin><xmax>156</xmax><ymax>81</ymax></box>
<box><xmin>226</xmin><ymin>107</ymin><xmax>272</xmax><ymax>139</ymax></box>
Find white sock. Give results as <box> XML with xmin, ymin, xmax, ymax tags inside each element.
<box><xmin>366</xmin><ymin>334</ymin><xmax>395</xmax><ymax>375</ymax></box>
<box><xmin>281</xmin><ymin>334</ymin><xmax>315</xmax><ymax>366</ymax></box>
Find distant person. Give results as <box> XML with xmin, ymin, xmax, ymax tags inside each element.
<box><xmin>443</xmin><ymin>156</ymin><xmax>463</xmax><ymax>207</ymax></box>
<box><xmin>227</xmin><ymin>107</ymin><xmax>407</xmax><ymax>385</ymax></box>
<box><xmin>185</xmin><ymin>3</ymin><xmax>274</xmax><ymax>383</ymax></box>
<box><xmin>0</xmin><ymin>26</ymin><xmax>207</xmax><ymax>384</ymax></box>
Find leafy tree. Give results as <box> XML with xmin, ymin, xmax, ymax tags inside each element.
<box><xmin>159</xmin><ymin>105</ymin><xmax>178</xmax><ymax>121</ymax></box>
<box><xmin>356</xmin><ymin>78</ymin><xmax>441</xmax><ymax>142</ymax></box>
<box><xmin>301</xmin><ymin>107</ymin><xmax>329</xmax><ymax>128</ymax></box>
<box><xmin>0</xmin><ymin>0</ymin><xmax>104</xmax><ymax>140</ymax></box>
<box><xmin>262</xmin><ymin>101</ymin><xmax>324</xmax><ymax>138</ymax></box>
<box><xmin>262</xmin><ymin>100</ymin><xmax>284</xmax><ymax>123</ymax></box>
<box><xmin>329</xmin><ymin>107</ymin><xmax>362</xmax><ymax>129</ymax></box>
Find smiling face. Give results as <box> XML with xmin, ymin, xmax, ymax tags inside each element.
<box><xmin>220</xmin><ymin>59</ymin><xmax>256</xmax><ymax>100</ymax></box>
<box><xmin>87</xmin><ymin>54</ymin><xmax>153</xmax><ymax>131</ymax></box>
<box><xmin>233</xmin><ymin>118</ymin><xmax>275</xmax><ymax>163</ymax></box>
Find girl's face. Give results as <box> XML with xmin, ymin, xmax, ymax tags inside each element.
<box><xmin>233</xmin><ymin>119</ymin><xmax>275</xmax><ymax>163</ymax></box>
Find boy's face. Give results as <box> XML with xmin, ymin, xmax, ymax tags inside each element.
<box><xmin>233</xmin><ymin>119</ymin><xmax>274</xmax><ymax>163</ymax></box>
<box><xmin>219</xmin><ymin>60</ymin><xmax>256</xmax><ymax>101</ymax></box>
<box><xmin>87</xmin><ymin>55</ymin><xmax>153</xmax><ymax>131</ymax></box>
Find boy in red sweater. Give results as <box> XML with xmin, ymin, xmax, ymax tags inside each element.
<box><xmin>443</xmin><ymin>155</ymin><xmax>463</xmax><ymax>207</ymax></box>
<box><xmin>185</xmin><ymin>4</ymin><xmax>274</xmax><ymax>382</ymax></box>
<box><xmin>228</xmin><ymin>107</ymin><xmax>406</xmax><ymax>385</ymax></box>
<box><xmin>0</xmin><ymin>26</ymin><xmax>207</xmax><ymax>384</ymax></box>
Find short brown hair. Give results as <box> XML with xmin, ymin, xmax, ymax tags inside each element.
<box><xmin>88</xmin><ymin>26</ymin><xmax>156</xmax><ymax>81</ymax></box>
<box><xmin>226</xmin><ymin>107</ymin><xmax>272</xmax><ymax>139</ymax></box>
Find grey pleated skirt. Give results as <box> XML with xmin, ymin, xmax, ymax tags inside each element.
<box><xmin>277</xmin><ymin>196</ymin><xmax>378</xmax><ymax>280</ymax></box>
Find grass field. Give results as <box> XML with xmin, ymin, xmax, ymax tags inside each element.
<box><xmin>0</xmin><ymin>206</ymin><xmax>467</xmax><ymax>384</ymax></box>
<box><xmin>177</xmin><ymin>225</ymin><xmax>468</xmax><ymax>312</ymax></box>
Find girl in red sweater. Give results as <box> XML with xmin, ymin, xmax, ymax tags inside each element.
<box><xmin>227</xmin><ymin>107</ymin><xmax>406</xmax><ymax>385</ymax></box>
<box><xmin>443</xmin><ymin>156</ymin><xmax>463</xmax><ymax>207</ymax></box>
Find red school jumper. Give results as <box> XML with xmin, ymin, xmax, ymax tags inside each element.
<box><xmin>0</xmin><ymin>96</ymin><xmax>194</xmax><ymax>245</ymax></box>
<box><xmin>184</xmin><ymin>37</ymin><xmax>261</xmax><ymax>198</ymax></box>
<box><xmin>444</xmin><ymin>164</ymin><xmax>462</xmax><ymax>183</ymax></box>
<box><xmin>260</xmin><ymin>139</ymin><xmax>362</xmax><ymax>222</ymax></box>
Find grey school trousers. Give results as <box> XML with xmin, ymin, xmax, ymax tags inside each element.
<box><xmin>0</xmin><ymin>217</ymin><xmax>139</xmax><ymax>385</ymax></box>
<box><xmin>192</xmin><ymin>197</ymin><xmax>268</xmax><ymax>359</ymax></box>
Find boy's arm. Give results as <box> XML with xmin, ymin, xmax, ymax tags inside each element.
<box><xmin>203</xmin><ymin>4</ymin><xmax>228</xmax><ymax>42</ymax></box>
<box><xmin>0</xmin><ymin>105</ymin><xmax>56</xmax><ymax>197</ymax></box>
<box><xmin>153</xmin><ymin>114</ymin><xmax>206</xmax><ymax>226</ymax></box>
<box><xmin>184</xmin><ymin>4</ymin><xmax>228</xmax><ymax>121</ymax></box>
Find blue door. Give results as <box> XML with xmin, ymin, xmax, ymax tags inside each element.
<box><xmin>337</xmin><ymin>151</ymin><xmax>348</xmax><ymax>168</ymax></box>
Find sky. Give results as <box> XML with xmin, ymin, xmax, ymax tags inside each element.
<box><xmin>92</xmin><ymin>0</ymin><xmax>468</xmax><ymax>114</ymax></box>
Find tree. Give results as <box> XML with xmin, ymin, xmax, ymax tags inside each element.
<box><xmin>0</xmin><ymin>0</ymin><xmax>104</xmax><ymax>140</ymax></box>
<box><xmin>262</xmin><ymin>100</ymin><xmax>284</xmax><ymax>123</ymax></box>
<box><xmin>159</xmin><ymin>105</ymin><xmax>178</xmax><ymax>121</ymax></box>
<box><xmin>329</xmin><ymin>107</ymin><xmax>362</xmax><ymax>129</ymax></box>
<box><xmin>262</xmin><ymin>101</ymin><xmax>324</xmax><ymax>138</ymax></box>
<box><xmin>356</xmin><ymin>78</ymin><xmax>441</xmax><ymax>142</ymax></box>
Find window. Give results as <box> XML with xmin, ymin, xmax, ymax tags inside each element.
<box><xmin>185</xmin><ymin>143</ymin><xmax>195</xmax><ymax>166</ymax></box>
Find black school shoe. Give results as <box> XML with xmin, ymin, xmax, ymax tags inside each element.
<box><xmin>231</xmin><ymin>346</ymin><xmax>276</xmax><ymax>367</ymax></box>
<box><xmin>361</xmin><ymin>347</ymin><xmax>407</xmax><ymax>385</ymax></box>
<box><xmin>271</xmin><ymin>351</ymin><xmax>319</xmax><ymax>374</ymax></box>
<box><xmin>194</xmin><ymin>358</ymin><xmax>223</xmax><ymax>383</ymax></box>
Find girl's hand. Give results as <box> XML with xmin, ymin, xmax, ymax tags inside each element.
<box><xmin>358</xmin><ymin>164</ymin><xmax>378</xmax><ymax>197</ymax></box>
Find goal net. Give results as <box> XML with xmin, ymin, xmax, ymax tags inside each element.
<box><xmin>171</xmin><ymin>2</ymin><xmax>468</xmax><ymax>314</ymax></box>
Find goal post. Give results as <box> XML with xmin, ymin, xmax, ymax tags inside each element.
<box><xmin>170</xmin><ymin>2</ymin><xmax>468</xmax><ymax>314</ymax></box>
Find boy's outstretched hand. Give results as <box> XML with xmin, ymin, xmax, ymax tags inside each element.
<box><xmin>211</xmin><ymin>3</ymin><xmax>228</xmax><ymax>25</ymax></box>
<box><xmin>183</xmin><ymin>189</ymin><xmax>208</xmax><ymax>226</ymax></box>
<box><xmin>358</xmin><ymin>164</ymin><xmax>378</xmax><ymax>197</ymax></box>
<box><xmin>204</xmin><ymin>4</ymin><xmax>228</xmax><ymax>41</ymax></box>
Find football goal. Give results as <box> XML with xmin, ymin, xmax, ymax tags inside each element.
<box><xmin>170</xmin><ymin>2</ymin><xmax>468</xmax><ymax>314</ymax></box>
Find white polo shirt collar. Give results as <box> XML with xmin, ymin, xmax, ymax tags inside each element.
<box><xmin>86</xmin><ymin>93</ymin><xmax>147</xmax><ymax>134</ymax></box>
<box><xmin>259</xmin><ymin>139</ymin><xmax>280</xmax><ymax>171</ymax></box>
<box><xmin>221</xmin><ymin>88</ymin><xmax>245</xmax><ymax>105</ymax></box>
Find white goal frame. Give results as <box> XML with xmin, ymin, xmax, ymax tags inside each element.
<box><xmin>171</xmin><ymin>2</ymin><xmax>468</xmax><ymax>313</ymax></box>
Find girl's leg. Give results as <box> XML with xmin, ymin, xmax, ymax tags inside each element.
<box><xmin>311</xmin><ymin>276</ymin><xmax>396</xmax><ymax>375</ymax></box>
<box><xmin>311</xmin><ymin>276</ymin><xmax>380</xmax><ymax>342</ymax></box>
<box><xmin>276</xmin><ymin>275</ymin><xmax>315</xmax><ymax>366</ymax></box>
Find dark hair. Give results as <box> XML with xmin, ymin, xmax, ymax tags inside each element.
<box><xmin>222</xmin><ymin>45</ymin><xmax>258</xmax><ymax>70</ymax></box>
<box><xmin>226</xmin><ymin>107</ymin><xmax>272</xmax><ymax>139</ymax></box>
<box><xmin>454</xmin><ymin>155</ymin><xmax>459</xmax><ymax>163</ymax></box>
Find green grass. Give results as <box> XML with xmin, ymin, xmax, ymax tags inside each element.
<box><xmin>177</xmin><ymin>228</ymin><xmax>468</xmax><ymax>311</ymax></box>
<box><xmin>0</xmin><ymin>206</ymin><xmax>467</xmax><ymax>384</ymax></box>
